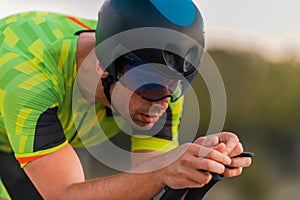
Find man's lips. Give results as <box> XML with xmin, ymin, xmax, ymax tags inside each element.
<box><xmin>140</xmin><ymin>113</ymin><xmax>161</xmax><ymax>123</ymax></box>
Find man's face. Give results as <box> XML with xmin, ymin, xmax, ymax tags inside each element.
<box><xmin>111</xmin><ymin>82</ymin><xmax>170</xmax><ymax>130</ymax></box>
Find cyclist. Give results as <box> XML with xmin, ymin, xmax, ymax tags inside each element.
<box><xmin>0</xmin><ymin>0</ymin><xmax>252</xmax><ymax>199</ymax></box>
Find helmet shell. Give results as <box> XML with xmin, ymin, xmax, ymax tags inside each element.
<box><xmin>95</xmin><ymin>0</ymin><xmax>205</xmax><ymax>80</ymax></box>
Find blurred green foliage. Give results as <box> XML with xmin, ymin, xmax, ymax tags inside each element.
<box><xmin>202</xmin><ymin>49</ymin><xmax>300</xmax><ymax>200</ymax></box>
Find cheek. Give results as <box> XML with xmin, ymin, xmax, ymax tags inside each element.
<box><xmin>111</xmin><ymin>83</ymin><xmax>142</xmax><ymax>116</ymax></box>
<box><xmin>112</xmin><ymin>82</ymin><xmax>152</xmax><ymax>118</ymax></box>
<box><xmin>128</xmin><ymin>93</ymin><xmax>143</xmax><ymax>113</ymax></box>
<box><xmin>111</xmin><ymin>83</ymin><xmax>131</xmax><ymax>114</ymax></box>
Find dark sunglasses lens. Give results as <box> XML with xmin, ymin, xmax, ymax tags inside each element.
<box><xmin>117</xmin><ymin>52</ymin><xmax>195</xmax><ymax>102</ymax></box>
<box><xmin>134</xmin><ymin>82</ymin><xmax>181</xmax><ymax>102</ymax></box>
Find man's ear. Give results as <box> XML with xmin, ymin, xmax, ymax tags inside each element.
<box><xmin>96</xmin><ymin>61</ymin><xmax>109</xmax><ymax>78</ymax></box>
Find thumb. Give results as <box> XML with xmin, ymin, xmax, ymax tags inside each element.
<box><xmin>214</xmin><ymin>142</ymin><xmax>226</xmax><ymax>154</ymax></box>
<box><xmin>194</xmin><ymin>135</ymin><xmax>219</xmax><ymax>147</ymax></box>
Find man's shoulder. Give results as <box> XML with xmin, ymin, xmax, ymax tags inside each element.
<box><xmin>0</xmin><ymin>12</ymin><xmax>64</xmax><ymax>29</ymax></box>
<box><xmin>0</xmin><ymin>11</ymin><xmax>96</xmax><ymax>46</ymax></box>
<box><xmin>1</xmin><ymin>11</ymin><xmax>96</xmax><ymax>27</ymax></box>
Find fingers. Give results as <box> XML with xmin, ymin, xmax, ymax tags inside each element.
<box><xmin>218</xmin><ymin>132</ymin><xmax>240</xmax><ymax>155</ymax></box>
<box><xmin>164</xmin><ymin>143</ymin><xmax>230</xmax><ymax>189</ymax></box>
<box><xmin>163</xmin><ymin>140</ymin><xmax>251</xmax><ymax>189</ymax></box>
<box><xmin>163</xmin><ymin>145</ymin><xmax>215</xmax><ymax>189</ymax></box>
<box><xmin>180</xmin><ymin>153</ymin><xmax>226</xmax><ymax>174</ymax></box>
<box><xmin>196</xmin><ymin>132</ymin><xmax>253</xmax><ymax>177</ymax></box>
<box><xmin>213</xmin><ymin>142</ymin><xmax>226</xmax><ymax>154</ymax></box>
<box><xmin>163</xmin><ymin>167</ymin><xmax>211</xmax><ymax>189</ymax></box>
<box><xmin>187</xmin><ymin>143</ymin><xmax>231</xmax><ymax>166</ymax></box>
<box><xmin>223</xmin><ymin>155</ymin><xmax>251</xmax><ymax>177</ymax></box>
<box><xmin>230</xmin><ymin>157</ymin><xmax>252</xmax><ymax>168</ymax></box>
<box><xmin>188</xmin><ymin>171</ymin><xmax>212</xmax><ymax>188</ymax></box>
<box><xmin>224</xmin><ymin>156</ymin><xmax>252</xmax><ymax>177</ymax></box>
<box><xmin>223</xmin><ymin>167</ymin><xmax>243</xmax><ymax>177</ymax></box>
<box><xmin>177</xmin><ymin>168</ymin><xmax>212</xmax><ymax>188</ymax></box>
<box><xmin>195</xmin><ymin>132</ymin><xmax>242</xmax><ymax>157</ymax></box>
<box><xmin>228</xmin><ymin>142</ymin><xmax>244</xmax><ymax>157</ymax></box>
<box><xmin>172</xmin><ymin>153</ymin><xmax>222</xmax><ymax>188</ymax></box>
<box><xmin>226</xmin><ymin>156</ymin><xmax>252</xmax><ymax>170</ymax></box>
<box><xmin>194</xmin><ymin>134</ymin><xmax>219</xmax><ymax>147</ymax></box>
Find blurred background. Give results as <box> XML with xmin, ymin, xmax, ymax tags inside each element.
<box><xmin>1</xmin><ymin>0</ymin><xmax>299</xmax><ymax>199</ymax></box>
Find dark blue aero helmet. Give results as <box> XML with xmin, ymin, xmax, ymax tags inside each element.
<box><xmin>95</xmin><ymin>0</ymin><xmax>205</xmax><ymax>103</ymax></box>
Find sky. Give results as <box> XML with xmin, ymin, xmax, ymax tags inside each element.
<box><xmin>1</xmin><ymin>0</ymin><xmax>299</xmax><ymax>59</ymax></box>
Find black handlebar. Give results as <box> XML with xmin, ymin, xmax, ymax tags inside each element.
<box><xmin>159</xmin><ymin>173</ymin><xmax>223</xmax><ymax>200</ymax></box>
<box><xmin>159</xmin><ymin>152</ymin><xmax>254</xmax><ymax>200</ymax></box>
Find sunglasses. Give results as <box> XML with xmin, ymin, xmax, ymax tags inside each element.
<box><xmin>110</xmin><ymin>47</ymin><xmax>200</xmax><ymax>102</ymax></box>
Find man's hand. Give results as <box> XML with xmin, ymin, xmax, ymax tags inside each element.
<box><xmin>195</xmin><ymin>132</ymin><xmax>252</xmax><ymax>177</ymax></box>
<box><xmin>134</xmin><ymin>132</ymin><xmax>252</xmax><ymax>191</ymax></box>
<box><xmin>159</xmin><ymin>142</ymin><xmax>232</xmax><ymax>189</ymax></box>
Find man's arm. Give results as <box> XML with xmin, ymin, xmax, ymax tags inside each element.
<box><xmin>24</xmin><ymin>144</ymin><xmax>165</xmax><ymax>200</ymax></box>
<box><xmin>24</xmin><ymin>141</ymin><xmax>232</xmax><ymax>199</ymax></box>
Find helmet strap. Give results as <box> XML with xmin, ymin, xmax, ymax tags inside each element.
<box><xmin>101</xmin><ymin>75</ymin><xmax>122</xmax><ymax>116</ymax></box>
<box><xmin>101</xmin><ymin>75</ymin><xmax>115</xmax><ymax>105</ymax></box>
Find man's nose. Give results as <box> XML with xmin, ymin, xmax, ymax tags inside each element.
<box><xmin>154</xmin><ymin>97</ymin><xmax>169</xmax><ymax>111</ymax></box>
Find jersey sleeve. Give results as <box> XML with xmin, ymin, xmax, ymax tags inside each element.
<box><xmin>0</xmin><ymin>12</ymin><xmax>95</xmax><ymax>167</ymax></box>
<box><xmin>2</xmin><ymin>61</ymin><xmax>67</xmax><ymax>167</ymax></box>
<box><xmin>131</xmin><ymin>97</ymin><xmax>184</xmax><ymax>152</ymax></box>
<box><xmin>0</xmin><ymin>179</ymin><xmax>11</xmax><ymax>200</ymax></box>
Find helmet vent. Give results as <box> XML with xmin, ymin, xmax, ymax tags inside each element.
<box><xmin>149</xmin><ymin>0</ymin><xmax>196</xmax><ymax>26</ymax></box>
